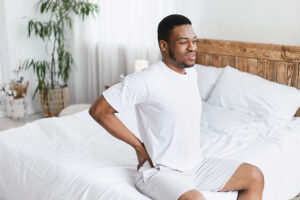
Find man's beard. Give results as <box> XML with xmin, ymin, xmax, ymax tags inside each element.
<box><xmin>169</xmin><ymin>48</ymin><xmax>194</xmax><ymax>68</ymax></box>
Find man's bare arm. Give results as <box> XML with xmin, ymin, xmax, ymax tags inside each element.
<box><xmin>89</xmin><ymin>95</ymin><xmax>153</xmax><ymax>169</ymax></box>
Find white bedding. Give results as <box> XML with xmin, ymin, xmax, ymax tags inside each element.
<box><xmin>0</xmin><ymin>102</ymin><xmax>300</xmax><ymax>200</ymax></box>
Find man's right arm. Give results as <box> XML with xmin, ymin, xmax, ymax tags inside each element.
<box><xmin>89</xmin><ymin>95</ymin><xmax>154</xmax><ymax>170</ymax></box>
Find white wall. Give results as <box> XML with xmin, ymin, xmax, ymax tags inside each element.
<box><xmin>0</xmin><ymin>0</ymin><xmax>9</xmax><ymax>82</ymax></box>
<box><xmin>1</xmin><ymin>0</ymin><xmax>49</xmax><ymax>115</ymax></box>
<box><xmin>198</xmin><ymin>0</ymin><xmax>300</xmax><ymax>46</ymax></box>
<box><xmin>1</xmin><ymin>0</ymin><xmax>300</xmax><ymax>116</ymax></box>
<box><xmin>0</xmin><ymin>0</ymin><xmax>10</xmax><ymax>117</ymax></box>
<box><xmin>171</xmin><ymin>0</ymin><xmax>203</xmax><ymax>37</ymax></box>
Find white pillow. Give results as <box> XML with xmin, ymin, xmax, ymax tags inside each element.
<box><xmin>194</xmin><ymin>64</ymin><xmax>223</xmax><ymax>100</ymax></box>
<box><xmin>58</xmin><ymin>104</ymin><xmax>91</xmax><ymax>117</ymax></box>
<box><xmin>207</xmin><ymin>66</ymin><xmax>300</xmax><ymax>121</ymax></box>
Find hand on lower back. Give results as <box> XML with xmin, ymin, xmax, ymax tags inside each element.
<box><xmin>135</xmin><ymin>143</ymin><xmax>154</xmax><ymax>170</ymax></box>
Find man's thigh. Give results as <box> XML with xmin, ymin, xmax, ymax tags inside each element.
<box><xmin>193</xmin><ymin>157</ymin><xmax>243</xmax><ymax>192</ymax></box>
<box><xmin>135</xmin><ymin>166</ymin><xmax>196</xmax><ymax>200</ymax></box>
<box><xmin>219</xmin><ymin>163</ymin><xmax>264</xmax><ymax>192</ymax></box>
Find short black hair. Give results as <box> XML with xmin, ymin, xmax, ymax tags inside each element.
<box><xmin>157</xmin><ymin>14</ymin><xmax>192</xmax><ymax>44</ymax></box>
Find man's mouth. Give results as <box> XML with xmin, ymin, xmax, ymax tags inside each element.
<box><xmin>186</xmin><ymin>53</ymin><xmax>196</xmax><ymax>60</ymax></box>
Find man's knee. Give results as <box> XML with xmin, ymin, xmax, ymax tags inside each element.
<box><xmin>178</xmin><ymin>189</ymin><xmax>205</xmax><ymax>200</ymax></box>
<box><xmin>245</xmin><ymin>164</ymin><xmax>264</xmax><ymax>189</ymax></box>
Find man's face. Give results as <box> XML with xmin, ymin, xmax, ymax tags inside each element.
<box><xmin>167</xmin><ymin>24</ymin><xmax>197</xmax><ymax>68</ymax></box>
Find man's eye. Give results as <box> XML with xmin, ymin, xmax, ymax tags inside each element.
<box><xmin>193</xmin><ymin>40</ymin><xmax>197</xmax><ymax>43</ymax></box>
<box><xmin>180</xmin><ymin>42</ymin><xmax>188</xmax><ymax>44</ymax></box>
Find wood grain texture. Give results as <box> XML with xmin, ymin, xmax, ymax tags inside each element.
<box><xmin>220</xmin><ymin>56</ymin><xmax>230</xmax><ymax>67</ymax></box>
<box><xmin>247</xmin><ymin>59</ymin><xmax>258</xmax><ymax>75</ymax></box>
<box><xmin>196</xmin><ymin>38</ymin><xmax>300</xmax><ymax>117</ymax></box>
<box><xmin>287</xmin><ymin>63</ymin><xmax>295</xmax><ymax>86</ymax></box>
<box><xmin>196</xmin><ymin>52</ymin><xmax>205</xmax><ymax>65</ymax></box>
<box><xmin>235</xmin><ymin>57</ymin><xmax>248</xmax><ymax>72</ymax></box>
<box><xmin>197</xmin><ymin>39</ymin><xmax>300</xmax><ymax>62</ymax></box>
<box><xmin>196</xmin><ymin>53</ymin><xmax>212</xmax><ymax>66</ymax></box>
<box><xmin>298</xmin><ymin>63</ymin><xmax>300</xmax><ymax>90</ymax></box>
<box><xmin>257</xmin><ymin>60</ymin><xmax>268</xmax><ymax>79</ymax></box>
<box><xmin>276</xmin><ymin>62</ymin><xmax>288</xmax><ymax>84</ymax></box>
<box><xmin>296</xmin><ymin>109</ymin><xmax>300</xmax><ymax>117</ymax></box>
<box><xmin>212</xmin><ymin>55</ymin><xmax>222</xmax><ymax>67</ymax></box>
<box><xmin>267</xmin><ymin>60</ymin><xmax>276</xmax><ymax>82</ymax></box>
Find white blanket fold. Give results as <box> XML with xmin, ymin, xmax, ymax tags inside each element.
<box><xmin>1</xmin><ymin>103</ymin><xmax>300</xmax><ymax>200</ymax></box>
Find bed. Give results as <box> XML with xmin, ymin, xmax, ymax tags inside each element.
<box><xmin>0</xmin><ymin>38</ymin><xmax>300</xmax><ymax>200</ymax></box>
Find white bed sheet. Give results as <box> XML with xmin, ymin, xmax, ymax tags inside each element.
<box><xmin>0</xmin><ymin>102</ymin><xmax>300</xmax><ymax>200</ymax></box>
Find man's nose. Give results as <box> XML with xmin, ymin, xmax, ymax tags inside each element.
<box><xmin>187</xmin><ymin>41</ymin><xmax>197</xmax><ymax>51</ymax></box>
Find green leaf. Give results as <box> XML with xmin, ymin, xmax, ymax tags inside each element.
<box><xmin>32</xmin><ymin>85</ymin><xmax>39</xmax><ymax>99</ymax></box>
<box><xmin>40</xmin><ymin>2</ymin><xmax>47</xmax><ymax>13</ymax></box>
<box><xmin>25</xmin><ymin>0</ymin><xmax>99</xmax><ymax>99</ymax></box>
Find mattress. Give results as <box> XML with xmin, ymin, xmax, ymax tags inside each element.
<box><xmin>0</xmin><ymin>102</ymin><xmax>300</xmax><ymax>200</ymax></box>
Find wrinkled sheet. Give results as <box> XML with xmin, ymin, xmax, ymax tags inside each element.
<box><xmin>0</xmin><ymin>102</ymin><xmax>300</xmax><ymax>200</ymax></box>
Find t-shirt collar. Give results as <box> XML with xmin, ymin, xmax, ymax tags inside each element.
<box><xmin>160</xmin><ymin>61</ymin><xmax>189</xmax><ymax>80</ymax></box>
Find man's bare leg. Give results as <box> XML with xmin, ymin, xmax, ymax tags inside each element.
<box><xmin>178</xmin><ymin>163</ymin><xmax>263</xmax><ymax>200</ymax></box>
<box><xmin>219</xmin><ymin>163</ymin><xmax>264</xmax><ymax>200</ymax></box>
<box><xmin>178</xmin><ymin>189</ymin><xmax>205</xmax><ymax>200</ymax></box>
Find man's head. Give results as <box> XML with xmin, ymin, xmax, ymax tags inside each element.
<box><xmin>158</xmin><ymin>14</ymin><xmax>197</xmax><ymax>69</ymax></box>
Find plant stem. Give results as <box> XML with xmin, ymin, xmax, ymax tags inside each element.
<box><xmin>50</xmin><ymin>33</ymin><xmax>57</xmax><ymax>89</ymax></box>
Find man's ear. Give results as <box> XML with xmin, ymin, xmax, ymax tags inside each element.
<box><xmin>159</xmin><ymin>40</ymin><xmax>168</xmax><ymax>52</ymax></box>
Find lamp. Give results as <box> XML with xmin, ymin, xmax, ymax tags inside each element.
<box><xmin>134</xmin><ymin>60</ymin><xmax>149</xmax><ymax>72</ymax></box>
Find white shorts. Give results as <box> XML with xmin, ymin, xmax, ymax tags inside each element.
<box><xmin>135</xmin><ymin>157</ymin><xmax>242</xmax><ymax>200</ymax></box>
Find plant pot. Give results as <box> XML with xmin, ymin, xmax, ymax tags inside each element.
<box><xmin>0</xmin><ymin>101</ymin><xmax>6</xmax><ymax>117</ymax></box>
<box><xmin>40</xmin><ymin>87</ymin><xmax>70</xmax><ymax>117</ymax></box>
<box><xmin>7</xmin><ymin>97</ymin><xmax>27</xmax><ymax>120</ymax></box>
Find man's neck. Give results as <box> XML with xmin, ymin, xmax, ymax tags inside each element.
<box><xmin>162</xmin><ymin>60</ymin><xmax>186</xmax><ymax>75</ymax></box>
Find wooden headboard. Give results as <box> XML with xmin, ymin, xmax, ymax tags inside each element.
<box><xmin>195</xmin><ymin>38</ymin><xmax>300</xmax><ymax>117</ymax></box>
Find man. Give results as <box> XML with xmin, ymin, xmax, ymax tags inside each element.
<box><xmin>89</xmin><ymin>14</ymin><xmax>264</xmax><ymax>200</ymax></box>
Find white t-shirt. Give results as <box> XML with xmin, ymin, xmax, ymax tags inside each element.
<box><xmin>103</xmin><ymin>61</ymin><xmax>203</xmax><ymax>172</ymax></box>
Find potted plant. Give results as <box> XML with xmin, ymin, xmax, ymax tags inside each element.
<box><xmin>0</xmin><ymin>66</ymin><xmax>29</xmax><ymax>120</ymax></box>
<box><xmin>23</xmin><ymin>0</ymin><xmax>99</xmax><ymax>117</ymax></box>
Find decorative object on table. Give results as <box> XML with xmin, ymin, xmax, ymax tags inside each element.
<box><xmin>118</xmin><ymin>74</ymin><xmax>125</xmax><ymax>82</ymax></box>
<box><xmin>23</xmin><ymin>0</ymin><xmax>99</xmax><ymax>117</ymax></box>
<box><xmin>104</xmin><ymin>74</ymin><xmax>126</xmax><ymax>90</ymax></box>
<box><xmin>0</xmin><ymin>66</ymin><xmax>29</xmax><ymax>120</ymax></box>
<box><xmin>134</xmin><ymin>60</ymin><xmax>149</xmax><ymax>72</ymax></box>
<box><xmin>0</xmin><ymin>83</ymin><xmax>16</xmax><ymax>118</ymax></box>
<box><xmin>104</xmin><ymin>84</ymin><xmax>113</xmax><ymax>90</ymax></box>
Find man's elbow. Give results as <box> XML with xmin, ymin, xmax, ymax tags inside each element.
<box><xmin>89</xmin><ymin>95</ymin><xmax>115</xmax><ymax>122</ymax></box>
<box><xmin>89</xmin><ymin>104</ymin><xmax>103</xmax><ymax>122</ymax></box>
<box><xmin>88</xmin><ymin>106</ymin><xmax>95</xmax><ymax>118</ymax></box>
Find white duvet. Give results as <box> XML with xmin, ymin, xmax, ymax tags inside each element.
<box><xmin>0</xmin><ymin>102</ymin><xmax>300</xmax><ymax>200</ymax></box>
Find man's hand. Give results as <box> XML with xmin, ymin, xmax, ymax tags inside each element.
<box><xmin>135</xmin><ymin>143</ymin><xmax>154</xmax><ymax>170</ymax></box>
<box><xmin>89</xmin><ymin>96</ymin><xmax>154</xmax><ymax>171</ymax></box>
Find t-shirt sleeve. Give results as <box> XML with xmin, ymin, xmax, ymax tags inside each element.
<box><xmin>102</xmin><ymin>72</ymin><xmax>148</xmax><ymax>112</ymax></box>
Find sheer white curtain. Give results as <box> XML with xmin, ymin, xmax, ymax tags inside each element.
<box><xmin>68</xmin><ymin>0</ymin><xmax>202</xmax><ymax>104</ymax></box>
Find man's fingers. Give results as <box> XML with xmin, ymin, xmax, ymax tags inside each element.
<box><xmin>137</xmin><ymin>160</ymin><xmax>146</xmax><ymax>170</ymax></box>
<box><xmin>148</xmin><ymin>158</ymin><xmax>154</xmax><ymax>168</ymax></box>
<box><xmin>137</xmin><ymin>163</ymin><xmax>142</xmax><ymax>170</ymax></box>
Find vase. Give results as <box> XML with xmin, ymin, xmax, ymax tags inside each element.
<box><xmin>0</xmin><ymin>100</ymin><xmax>6</xmax><ymax>117</ymax></box>
<box><xmin>39</xmin><ymin>87</ymin><xmax>70</xmax><ymax>117</ymax></box>
<box><xmin>7</xmin><ymin>97</ymin><xmax>26</xmax><ymax>120</ymax></box>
